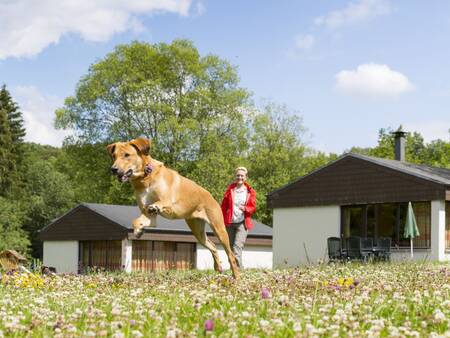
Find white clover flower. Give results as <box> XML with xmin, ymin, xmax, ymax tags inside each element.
<box><xmin>272</xmin><ymin>318</ymin><xmax>284</xmax><ymax>327</ymax></box>
<box><xmin>433</xmin><ymin>309</ymin><xmax>446</xmax><ymax>323</ymax></box>
<box><xmin>131</xmin><ymin>330</ymin><xmax>144</xmax><ymax>338</ymax></box>
<box><xmin>293</xmin><ymin>322</ymin><xmax>302</xmax><ymax>332</ymax></box>
<box><xmin>259</xmin><ymin>319</ymin><xmax>270</xmax><ymax>328</ymax></box>
<box><xmin>112</xmin><ymin>332</ymin><xmax>125</xmax><ymax>338</ymax></box>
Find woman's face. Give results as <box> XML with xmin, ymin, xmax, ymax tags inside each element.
<box><xmin>235</xmin><ymin>170</ymin><xmax>247</xmax><ymax>185</ymax></box>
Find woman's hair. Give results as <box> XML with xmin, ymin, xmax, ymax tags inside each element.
<box><xmin>235</xmin><ymin>166</ymin><xmax>248</xmax><ymax>175</ymax></box>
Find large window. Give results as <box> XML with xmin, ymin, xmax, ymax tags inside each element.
<box><xmin>341</xmin><ymin>202</ymin><xmax>430</xmax><ymax>248</ymax></box>
<box><xmin>132</xmin><ymin>240</ymin><xmax>196</xmax><ymax>271</ymax></box>
<box><xmin>79</xmin><ymin>240</ymin><xmax>122</xmax><ymax>272</ymax></box>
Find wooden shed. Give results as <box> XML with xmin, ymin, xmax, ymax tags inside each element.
<box><xmin>0</xmin><ymin>250</ymin><xmax>27</xmax><ymax>271</ymax></box>
<box><xmin>39</xmin><ymin>203</ymin><xmax>272</xmax><ymax>273</ymax></box>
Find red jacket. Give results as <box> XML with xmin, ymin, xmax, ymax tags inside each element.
<box><xmin>221</xmin><ymin>182</ymin><xmax>256</xmax><ymax>230</ymax></box>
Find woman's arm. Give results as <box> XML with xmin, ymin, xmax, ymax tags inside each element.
<box><xmin>245</xmin><ymin>189</ymin><xmax>256</xmax><ymax>215</ymax></box>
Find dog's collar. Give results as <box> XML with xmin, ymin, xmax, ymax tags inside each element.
<box><xmin>144</xmin><ymin>163</ymin><xmax>153</xmax><ymax>175</ymax></box>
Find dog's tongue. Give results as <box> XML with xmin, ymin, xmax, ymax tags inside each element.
<box><xmin>120</xmin><ymin>175</ymin><xmax>129</xmax><ymax>182</ymax></box>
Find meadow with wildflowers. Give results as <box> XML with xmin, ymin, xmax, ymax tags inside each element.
<box><xmin>1</xmin><ymin>263</ymin><xmax>450</xmax><ymax>337</ymax></box>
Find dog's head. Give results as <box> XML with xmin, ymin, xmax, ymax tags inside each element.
<box><xmin>107</xmin><ymin>137</ymin><xmax>151</xmax><ymax>183</ymax></box>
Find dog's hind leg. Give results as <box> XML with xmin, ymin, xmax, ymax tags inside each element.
<box><xmin>204</xmin><ymin>208</ymin><xmax>240</xmax><ymax>280</ymax></box>
<box><xmin>185</xmin><ymin>218</ymin><xmax>223</xmax><ymax>272</ymax></box>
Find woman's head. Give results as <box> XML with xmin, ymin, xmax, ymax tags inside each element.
<box><xmin>235</xmin><ymin>166</ymin><xmax>248</xmax><ymax>185</ymax></box>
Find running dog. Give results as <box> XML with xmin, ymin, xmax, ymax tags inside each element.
<box><xmin>107</xmin><ymin>138</ymin><xmax>240</xmax><ymax>279</ymax></box>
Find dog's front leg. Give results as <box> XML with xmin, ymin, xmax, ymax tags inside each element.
<box><xmin>147</xmin><ymin>202</ymin><xmax>174</xmax><ymax>218</ymax></box>
<box><xmin>132</xmin><ymin>213</ymin><xmax>156</xmax><ymax>238</ymax></box>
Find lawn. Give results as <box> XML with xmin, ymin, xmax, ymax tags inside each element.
<box><xmin>1</xmin><ymin>263</ymin><xmax>449</xmax><ymax>337</ymax></box>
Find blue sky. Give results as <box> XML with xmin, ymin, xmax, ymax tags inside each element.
<box><xmin>0</xmin><ymin>0</ymin><xmax>449</xmax><ymax>153</ymax></box>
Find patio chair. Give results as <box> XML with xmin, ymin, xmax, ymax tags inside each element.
<box><xmin>346</xmin><ymin>236</ymin><xmax>370</xmax><ymax>262</ymax></box>
<box><xmin>327</xmin><ymin>237</ymin><xmax>343</xmax><ymax>262</ymax></box>
<box><xmin>361</xmin><ymin>237</ymin><xmax>373</xmax><ymax>251</ymax></box>
<box><xmin>376</xmin><ymin>237</ymin><xmax>391</xmax><ymax>262</ymax></box>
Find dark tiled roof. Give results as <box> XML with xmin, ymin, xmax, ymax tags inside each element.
<box><xmin>348</xmin><ymin>153</ymin><xmax>450</xmax><ymax>185</ymax></box>
<box><xmin>82</xmin><ymin>203</ymin><xmax>272</xmax><ymax>237</ymax></box>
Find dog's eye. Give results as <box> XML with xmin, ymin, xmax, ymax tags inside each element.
<box><xmin>124</xmin><ymin>153</ymin><xmax>130</xmax><ymax>158</ymax></box>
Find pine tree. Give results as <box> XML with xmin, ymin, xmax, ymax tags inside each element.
<box><xmin>0</xmin><ymin>107</ymin><xmax>14</xmax><ymax>195</ymax></box>
<box><xmin>0</xmin><ymin>85</ymin><xmax>26</xmax><ymax>156</ymax></box>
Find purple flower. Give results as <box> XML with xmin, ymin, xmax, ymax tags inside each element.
<box><xmin>129</xmin><ymin>320</ymin><xmax>136</xmax><ymax>326</ymax></box>
<box><xmin>353</xmin><ymin>279</ymin><xmax>360</xmax><ymax>286</ymax></box>
<box><xmin>261</xmin><ymin>288</ymin><xmax>271</xmax><ymax>299</ymax></box>
<box><xmin>204</xmin><ymin>319</ymin><xmax>214</xmax><ymax>331</ymax></box>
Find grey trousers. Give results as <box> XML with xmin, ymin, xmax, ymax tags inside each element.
<box><xmin>226</xmin><ymin>221</ymin><xmax>248</xmax><ymax>268</ymax></box>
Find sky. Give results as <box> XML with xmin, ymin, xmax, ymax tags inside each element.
<box><xmin>0</xmin><ymin>0</ymin><xmax>449</xmax><ymax>153</ymax></box>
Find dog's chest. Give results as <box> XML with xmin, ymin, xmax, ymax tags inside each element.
<box><xmin>136</xmin><ymin>186</ymin><xmax>157</xmax><ymax>208</ymax></box>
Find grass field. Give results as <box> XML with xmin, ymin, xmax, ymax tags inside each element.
<box><xmin>1</xmin><ymin>262</ymin><xmax>450</xmax><ymax>337</ymax></box>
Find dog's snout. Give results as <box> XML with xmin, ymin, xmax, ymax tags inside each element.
<box><xmin>111</xmin><ymin>166</ymin><xmax>119</xmax><ymax>174</ymax></box>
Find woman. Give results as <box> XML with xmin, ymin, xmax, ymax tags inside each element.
<box><xmin>221</xmin><ymin>167</ymin><xmax>256</xmax><ymax>268</ymax></box>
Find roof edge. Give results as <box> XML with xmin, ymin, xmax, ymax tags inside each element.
<box><xmin>267</xmin><ymin>153</ymin><xmax>351</xmax><ymax>198</ymax></box>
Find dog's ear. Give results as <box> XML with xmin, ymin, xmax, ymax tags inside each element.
<box><xmin>129</xmin><ymin>137</ymin><xmax>151</xmax><ymax>156</ymax></box>
<box><xmin>106</xmin><ymin>143</ymin><xmax>116</xmax><ymax>157</ymax></box>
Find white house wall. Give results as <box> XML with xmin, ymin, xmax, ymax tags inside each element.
<box><xmin>196</xmin><ymin>244</ymin><xmax>272</xmax><ymax>270</ymax></box>
<box><xmin>43</xmin><ymin>241</ymin><xmax>79</xmax><ymax>273</ymax></box>
<box><xmin>273</xmin><ymin>206</ymin><xmax>340</xmax><ymax>267</ymax></box>
<box><xmin>431</xmin><ymin>200</ymin><xmax>447</xmax><ymax>261</ymax></box>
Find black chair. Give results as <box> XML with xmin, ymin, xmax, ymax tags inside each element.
<box><xmin>327</xmin><ymin>237</ymin><xmax>343</xmax><ymax>262</ymax></box>
<box><xmin>376</xmin><ymin>237</ymin><xmax>391</xmax><ymax>261</ymax></box>
<box><xmin>361</xmin><ymin>237</ymin><xmax>374</xmax><ymax>259</ymax></box>
<box><xmin>346</xmin><ymin>236</ymin><xmax>370</xmax><ymax>262</ymax></box>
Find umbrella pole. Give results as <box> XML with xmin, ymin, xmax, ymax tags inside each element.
<box><xmin>410</xmin><ymin>238</ymin><xmax>413</xmax><ymax>259</ymax></box>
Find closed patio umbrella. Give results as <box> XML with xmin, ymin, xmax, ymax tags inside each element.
<box><xmin>404</xmin><ymin>202</ymin><xmax>420</xmax><ymax>258</ymax></box>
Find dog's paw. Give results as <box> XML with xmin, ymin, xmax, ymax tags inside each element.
<box><xmin>134</xmin><ymin>228</ymin><xmax>144</xmax><ymax>238</ymax></box>
<box><xmin>147</xmin><ymin>204</ymin><xmax>160</xmax><ymax>215</ymax></box>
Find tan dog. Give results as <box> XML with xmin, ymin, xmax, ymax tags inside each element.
<box><xmin>107</xmin><ymin>138</ymin><xmax>240</xmax><ymax>279</ymax></box>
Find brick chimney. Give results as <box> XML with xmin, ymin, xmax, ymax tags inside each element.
<box><xmin>392</xmin><ymin>130</ymin><xmax>407</xmax><ymax>161</ymax></box>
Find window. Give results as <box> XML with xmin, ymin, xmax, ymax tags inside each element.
<box><xmin>132</xmin><ymin>240</ymin><xmax>196</xmax><ymax>271</ymax></box>
<box><xmin>341</xmin><ymin>201</ymin><xmax>431</xmax><ymax>248</ymax></box>
<box><xmin>342</xmin><ymin>206</ymin><xmax>364</xmax><ymax>239</ymax></box>
<box><xmin>378</xmin><ymin>203</ymin><xmax>398</xmax><ymax>245</ymax></box>
<box><xmin>79</xmin><ymin>240</ymin><xmax>122</xmax><ymax>272</ymax></box>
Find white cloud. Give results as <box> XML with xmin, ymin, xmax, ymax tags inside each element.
<box><xmin>314</xmin><ymin>0</ymin><xmax>391</xmax><ymax>29</ymax></box>
<box><xmin>11</xmin><ymin>86</ymin><xmax>71</xmax><ymax>146</ymax></box>
<box><xmin>404</xmin><ymin>122</ymin><xmax>450</xmax><ymax>143</ymax></box>
<box><xmin>195</xmin><ymin>1</ymin><xmax>206</xmax><ymax>16</ymax></box>
<box><xmin>335</xmin><ymin>63</ymin><xmax>414</xmax><ymax>98</ymax></box>
<box><xmin>294</xmin><ymin>34</ymin><xmax>315</xmax><ymax>51</ymax></box>
<box><xmin>0</xmin><ymin>0</ymin><xmax>195</xmax><ymax>59</ymax></box>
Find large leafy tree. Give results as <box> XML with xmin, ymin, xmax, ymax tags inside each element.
<box><xmin>19</xmin><ymin>143</ymin><xmax>75</xmax><ymax>257</ymax></box>
<box><xmin>0</xmin><ymin>197</ymin><xmax>30</xmax><ymax>253</ymax></box>
<box><xmin>245</xmin><ymin>103</ymin><xmax>336</xmax><ymax>224</ymax></box>
<box><xmin>351</xmin><ymin>127</ymin><xmax>450</xmax><ymax>168</ymax></box>
<box><xmin>55</xmin><ymin>39</ymin><xmax>250</xmax><ymax>172</ymax></box>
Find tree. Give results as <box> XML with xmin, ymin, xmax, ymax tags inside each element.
<box><xmin>0</xmin><ymin>197</ymin><xmax>30</xmax><ymax>254</ymax></box>
<box><xmin>0</xmin><ymin>85</ymin><xmax>26</xmax><ymax>197</ymax></box>
<box><xmin>0</xmin><ymin>107</ymin><xmax>14</xmax><ymax>195</ymax></box>
<box><xmin>55</xmin><ymin>40</ymin><xmax>250</xmax><ymax>171</ymax></box>
<box><xmin>0</xmin><ymin>85</ymin><xmax>25</xmax><ymax>157</ymax></box>
<box><xmin>20</xmin><ymin>146</ymin><xmax>75</xmax><ymax>258</ymax></box>
<box><xmin>245</xmin><ymin>103</ymin><xmax>335</xmax><ymax>224</ymax></box>
<box><xmin>351</xmin><ymin>127</ymin><xmax>450</xmax><ymax>168</ymax></box>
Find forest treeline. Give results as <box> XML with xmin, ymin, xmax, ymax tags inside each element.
<box><xmin>1</xmin><ymin>40</ymin><xmax>449</xmax><ymax>258</ymax></box>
